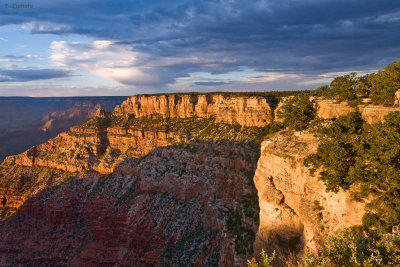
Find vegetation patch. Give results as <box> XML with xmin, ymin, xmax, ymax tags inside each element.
<box><xmin>302</xmin><ymin>110</ymin><xmax>400</xmax><ymax>265</ymax></box>
<box><xmin>73</xmin><ymin>115</ymin><xmax>281</xmax><ymax>146</ymax></box>
<box><xmin>226</xmin><ymin>210</ymin><xmax>256</xmax><ymax>255</ymax></box>
<box><xmin>163</xmin><ymin>225</ymin><xmax>216</xmax><ymax>266</ymax></box>
<box><xmin>241</xmin><ymin>193</ymin><xmax>260</xmax><ymax>222</ymax></box>
<box><xmin>313</xmin><ymin>59</ymin><xmax>400</xmax><ymax>106</ymax></box>
<box><xmin>277</xmin><ymin>94</ymin><xmax>316</xmax><ymax>131</ymax></box>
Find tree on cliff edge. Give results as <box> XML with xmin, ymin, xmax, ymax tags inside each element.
<box><xmin>278</xmin><ymin>94</ymin><xmax>316</xmax><ymax>131</ymax></box>
<box><xmin>368</xmin><ymin>60</ymin><xmax>400</xmax><ymax>105</ymax></box>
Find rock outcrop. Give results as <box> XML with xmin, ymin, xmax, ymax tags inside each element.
<box><xmin>3</xmin><ymin>114</ymin><xmax>264</xmax><ymax>176</ymax></box>
<box><xmin>114</xmin><ymin>94</ymin><xmax>276</xmax><ymax>127</ymax></box>
<box><xmin>0</xmin><ymin>97</ymin><xmax>126</xmax><ymax>163</ymax></box>
<box><xmin>315</xmin><ymin>98</ymin><xmax>399</xmax><ymax>124</ymax></box>
<box><xmin>253</xmin><ymin>131</ymin><xmax>366</xmax><ymax>257</ymax></box>
<box><xmin>315</xmin><ymin>99</ymin><xmax>355</xmax><ymax>119</ymax></box>
<box><xmin>3</xmin><ymin>94</ymin><xmax>272</xmax><ymax>176</ymax></box>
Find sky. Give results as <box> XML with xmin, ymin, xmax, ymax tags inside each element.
<box><xmin>0</xmin><ymin>0</ymin><xmax>399</xmax><ymax>96</ymax></box>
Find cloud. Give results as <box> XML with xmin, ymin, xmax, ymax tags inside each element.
<box><xmin>1</xmin><ymin>54</ymin><xmax>39</xmax><ymax>63</ymax></box>
<box><xmin>243</xmin><ymin>73</ymin><xmax>302</xmax><ymax>83</ymax></box>
<box><xmin>194</xmin><ymin>81</ymin><xmax>230</xmax><ymax>86</ymax></box>
<box><xmin>21</xmin><ymin>22</ymin><xmax>72</xmax><ymax>34</ymax></box>
<box><xmin>0</xmin><ymin>38</ymin><xmax>7</xmax><ymax>42</ymax></box>
<box><xmin>49</xmin><ymin>39</ymin><xmax>239</xmax><ymax>87</ymax></box>
<box><xmin>1</xmin><ymin>0</ymin><xmax>400</xmax><ymax>92</ymax></box>
<box><xmin>0</xmin><ymin>69</ymin><xmax>71</xmax><ymax>82</ymax></box>
<box><xmin>50</xmin><ymin>40</ymin><xmax>169</xmax><ymax>86</ymax></box>
<box><xmin>0</xmin><ymin>83</ymin><xmax>136</xmax><ymax>97</ymax></box>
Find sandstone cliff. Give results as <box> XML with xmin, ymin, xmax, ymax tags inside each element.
<box><xmin>253</xmin><ymin>130</ymin><xmax>366</xmax><ymax>257</ymax></box>
<box><xmin>315</xmin><ymin>98</ymin><xmax>399</xmax><ymax>124</ymax></box>
<box><xmin>113</xmin><ymin>94</ymin><xmax>276</xmax><ymax>127</ymax></box>
<box><xmin>3</xmin><ymin>111</ymin><xmax>266</xmax><ymax>176</ymax></box>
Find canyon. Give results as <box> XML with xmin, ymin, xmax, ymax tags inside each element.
<box><xmin>0</xmin><ymin>93</ymin><xmax>396</xmax><ymax>266</ymax></box>
<box><xmin>0</xmin><ymin>97</ymin><xmax>127</xmax><ymax>163</ymax></box>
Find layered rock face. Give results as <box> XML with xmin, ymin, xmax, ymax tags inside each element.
<box><xmin>3</xmin><ymin>109</ymin><xmax>265</xmax><ymax>176</ymax></box>
<box><xmin>253</xmin><ymin>131</ymin><xmax>366</xmax><ymax>256</ymax></box>
<box><xmin>3</xmin><ymin>126</ymin><xmax>175</xmax><ymax>175</ymax></box>
<box><xmin>0</xmin><ymin>94</ymin><xmax>270</xmax><ymax>266</ymax></box>
<box><xmin>114</xmin><ymin>94</ymin><xmax>276</xmax><ymax>127</ymax></box>
<box><xmin>0</xmin><ymin>164</ymin><xmax>71</xmax><ymax>219</ymax></box>
<box><xmin>0</xmin><ymin>97</ymin><xmax>126</xmax><ymax>163</ymax></box>
<box><xmin>314</xmin><ymin>99</ymin><xmax>355</xmax><ymax>119</ymax></box>
<box><xmin>315</xmin><ymin>99</ymin><xmax>399</xmax><ymax>124</ymax></box>
<box><xmin>0</xmin><ymin>142</ymin><xmax>259</xmax><ymax>266</ymax></box>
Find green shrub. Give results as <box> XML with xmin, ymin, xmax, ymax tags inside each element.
<box><xmin>312</xmin><ymin>72</ymin><xmax>369</xmax><ymax>101</ymax></box>
<box><xmin>329</xmin><ymin>72</ymin><xmax>358</xmax><ymax>101</ymax></box>
<box><xmin>305</xmin><ymin>111</ymin><xmax>400</xmax><ymax>234</ymax></box>
<box><xmin>278</xmin><ymin>94</ymin><xmax>316</xmax><ymax>131</ymax></box>
<box><xmin>247</xmin><ymin>249</ymin><xmax>276</xmax><ymax>267</ymax></box>
<box><xmin>297</xmin><ymin>251</ymin><xmax>326</xmax><ymax>267</ymax></box>
<box><xmin>255</xmin><ymin>122</ymin><xmax>285</xmax><ymax>144</ymax></box>
<box><xmin>310</xmin><ymin>59</ymin><xmax>400</xmax><ymax>105</ymax></box>
<box><xmin>368</xmin><ymin>60</ymin><xmax>400</xmax><ymax>105</ymax></box>
<box><xmin>321</xmin><ymin>228</ymin><xmax>400</xmax><ymax>266</ymax></box>
<box><xmin>314</xmin><ymin>85</ymin><xmax>333</xmax><ymax>98</ymax></box>
<box><xmin>290</xmin><ymin>228</ymin><xmax>400</xmax><ymax>267</ymax></box>
<box><xmin>304</xmin><ymin>111</ymin><xmax>364</xmax><ymax>191</ymax></box>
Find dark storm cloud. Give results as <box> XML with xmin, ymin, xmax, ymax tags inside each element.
<box><xmin>0</xmin><ymin>69</ymin><xmax>71</xmax><ymax>82</ymax></box>
<box><xmin>1</xmin><ymin>0</ymin><xmax>400</xmax><ymax>86</ymax></box>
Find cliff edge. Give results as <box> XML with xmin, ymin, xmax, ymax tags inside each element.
<box><xmin>253</xmin><ymin>130</ymin><xmax>366</xmax><ymax>257</ymax></box>
<box><xmin>114</xmin><ymin>94</ymin><xmax>277</xmax><ymax>127</ymax></box>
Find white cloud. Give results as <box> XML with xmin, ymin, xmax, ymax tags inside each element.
<box><xmin>50</xmin><ymin>40</ymin><xmax>160</xmax><ymax>86</ymax></box>
<box><xmin>317</xmin><ymin>71</ymin><xmax>353</xmax><ymax>78</ymax></box>
<box><xmin>243</xmin><ymin>73</ymin><xmax>302</xmax><ymax>83</ymax></box>
<box><xmin>0</xmin><ymin>38</ymin><xmax>8</xmax><ymax>42</ymax></box>
<box><xmin>49</xmin><ymin>40</ymin><xmax>235</xmax><ymax>87</ymax></box>
<box><xmin>0</xmin><ymin>83</ymin><xmax>139</xmax><ymax>97</ymax></box>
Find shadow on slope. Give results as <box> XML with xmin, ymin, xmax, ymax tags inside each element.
<box><xmin>0</xmin><ymin>141</ymin><xmax>267</xmax><ymax>266</ymax></box>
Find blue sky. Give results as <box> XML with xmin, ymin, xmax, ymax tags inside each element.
<box><xmin>0</xmin><ymin>0</ymin><xmax>399</xmax><ymax>96</ymax></box>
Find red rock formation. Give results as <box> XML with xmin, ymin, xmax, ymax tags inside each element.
<box><xmin>114</xmin><ymin>94</ymin><xmax>275</xmax><ymax>127</ymax></box>
<box><xmin>0</xmin><ymin>143</ymin><xmax>259</xmax><ymax>266</ymax></box>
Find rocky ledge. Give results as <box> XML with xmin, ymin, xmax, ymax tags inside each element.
<box><xmin>253</xmin><ymin>130</ymin><xmax>366</xmax><ymax>258</ymax></box>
